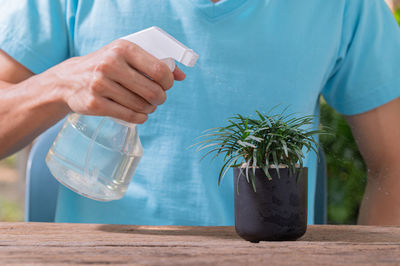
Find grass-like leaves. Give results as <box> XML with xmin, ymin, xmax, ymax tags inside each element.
<box><xmin>193</xmin><ymin>110</ymin><xmax>326</xmax><ymax>190</ymax></box>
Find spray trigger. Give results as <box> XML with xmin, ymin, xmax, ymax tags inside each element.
<box><xmin>121</xmin><ymin>26</ymin><xmax>199</xmax><ymax>72</ymax></box>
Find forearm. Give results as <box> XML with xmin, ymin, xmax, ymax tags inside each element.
<box><xmin>0</xmin><ymin>40</ymin><xmax>185</xmax><ymax>159</ymax></box>
<box><xmin>0</xmin><ymin>74</ymin><xmax>69</xmax><ymax>159</ymax></box>
<box><xmin>358</xmin><ymin>164</ymin><xmax>400</xmax><ymax>225</ymax></box>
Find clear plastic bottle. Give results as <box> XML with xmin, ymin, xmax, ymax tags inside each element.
<box><xmin>45</xmin><ymin>27</ymin><xmax>198</xmax><ymax>201</ymax></box>
<box><xmin>46</xmin><ymin>114</ymin><xmax>143</xmax><ymax>201</ymax></box>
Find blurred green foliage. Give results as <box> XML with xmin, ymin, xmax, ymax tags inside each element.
<box><xmin>0</xmin><ymin>155</ymin><xmax>16</xmax><ymax>168</ymax></box>
<box><xmin>320</xmin><ymin>102</ymin><xmax>367</xmax><ymax>224</ymax></box>
<box><xmin>0</xmin><ymin>155</ymin><xmax>23</xmax><ymax>222</ymax></box>
<box><xmin>395</xmin><ymin>9</ymin><xmax>400</xmax><ymax>24</ymax></box>
<box><xmin>0</xmin><ymin>196</ymin><xmax>23</xmax><ymax>222</ymax></box>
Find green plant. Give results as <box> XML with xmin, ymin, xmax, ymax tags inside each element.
<box><xmin>193</xmin><ymin>109</ymin><xmax>326</xmax><ymax>191</ymax></box>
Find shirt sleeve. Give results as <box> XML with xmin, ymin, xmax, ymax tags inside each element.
<box><xmin>322</xmin><ymin>0</ymin><xmax>400</xmax><ymax>115</ymax></box>
<box><xmin>0</xmin><ymin>0</ymin><xmax>71</xmax><ymax>74</ymax></box>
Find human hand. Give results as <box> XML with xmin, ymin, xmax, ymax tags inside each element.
<box><xmin>46</xmin><ymin>39</ymin><xmax>186</xmax><ymax>123</ymax></box>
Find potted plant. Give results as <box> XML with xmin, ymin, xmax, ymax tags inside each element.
<box><xmin>194</xmin><ymin>110</ymin><xmax>325</xmax><ymax>242</ymax></box>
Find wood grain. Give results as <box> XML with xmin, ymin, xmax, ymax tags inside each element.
<box><xmin>0</xmin><ymin>223</ymin><xmax>399</xmax><ymax>265</ymax></box>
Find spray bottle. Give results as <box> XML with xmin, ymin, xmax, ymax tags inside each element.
<box><xmin>46</xmin><ymin>27</ymin><xmax>199</xmax><ymax>201</ymax></box>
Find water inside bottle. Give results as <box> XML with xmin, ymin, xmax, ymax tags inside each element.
<box><xmin>46</xmin><ymin>115</ymin><xmax>141</xmax><ymax>201</ymax></box>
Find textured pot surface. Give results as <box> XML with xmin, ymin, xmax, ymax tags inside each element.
<box><xmin>234</xmin><ymin>167</ymin><xmax>308</xmax><ymax>242</ymax></box>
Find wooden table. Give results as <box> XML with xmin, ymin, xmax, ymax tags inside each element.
<box><xmin>0</xmin><ymin>223</ymin><xmax>400</xmax><ymax>265</ymax></box>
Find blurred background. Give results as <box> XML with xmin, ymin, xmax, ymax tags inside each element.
<box><xmin>0</xmin><ymin>2</ymin><xmax>399</xmax><ymax>223</ymax></box>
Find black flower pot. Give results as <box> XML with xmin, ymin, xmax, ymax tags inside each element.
<box><xmin>234</xmin><ymin>167</ymin><xmax>308</xmax><ymax>243</ymax></box>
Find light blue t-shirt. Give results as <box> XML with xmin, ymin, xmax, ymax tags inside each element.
<box><xmin>0</xmin><ymin>0</ymin><xmax>399</xmax><ymax>225</ymax></box>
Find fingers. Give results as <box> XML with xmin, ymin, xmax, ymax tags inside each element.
<box><xmin>173</xmin><ymin>66</ymin><xmax>186</xmax><ymax>81</ymax></box>
<box><xmin>64</xmin><ymin>39</ymin><xmax>188</xmax><ymax>124</ymax></box>
<box><xmin>94</xmin><ymin>97</ymin><xmax>149</xmax><ymax>124</ymax></box>
<box><xmin>116</xmin><ymin>40</ymin><xmax>175</xmax><ymax>90</ymax></box>
<box><xmin>99</xmin><ymin>78</ymin><xmax>157</xmax><ymax>114</ymax></box>
<box><xmin>106</xmin><ymin>61</ymin><xmax>167</xmax><ymax>106</ymax></box>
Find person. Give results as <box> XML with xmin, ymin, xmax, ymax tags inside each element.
<box><xmin>0</xmin><ymin>0</ymin><xmax>399</xmax><ymax>225</ymax></box>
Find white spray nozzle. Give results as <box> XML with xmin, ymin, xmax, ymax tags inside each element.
<box><xmin>121</xmin><ymin>26</ymin><xmax>199</xmax><ymax>71</ymax></box>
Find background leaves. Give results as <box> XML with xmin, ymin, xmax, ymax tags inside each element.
<box><xmin>320</xmin><ymin>102</ymin><xmax>367</xmax><ymax>224</ymax></box>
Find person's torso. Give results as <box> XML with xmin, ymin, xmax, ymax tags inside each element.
<box><xmin>56</xmin><ymin>0</ymin><xmax>346</xmax><ymax>225</ymax></box>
